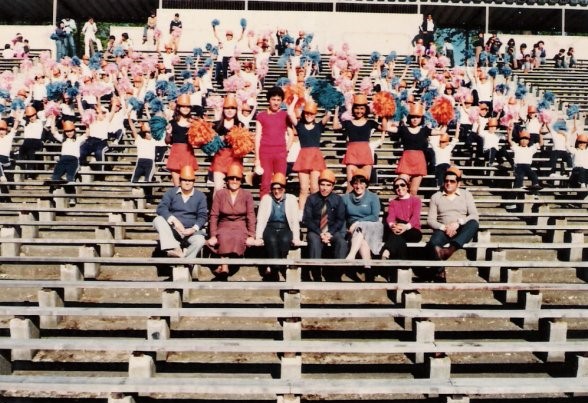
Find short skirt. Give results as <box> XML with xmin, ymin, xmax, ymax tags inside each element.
<box><xmin>342</xmin><ymin>141</ymin><xmax>373</xmax><ymax>166</ymax></box>
<box><xmin>166</xmin><ymin>143</ymin><xmax>198</xmax><ymax>172</ymax></box>
<box><xmin>210</xmin><ymin>147</ymin><xmax>242</xmax><ymax>174</ymax></box>
<box><xmin>293</xmin><ymin>147</ymin><xmax>327</xmax><ymax>172</ymax></box>
<box><xmin>396</xmin><ymin>150</ymin><xmax>426</xmax><ymax>176</ymax></box>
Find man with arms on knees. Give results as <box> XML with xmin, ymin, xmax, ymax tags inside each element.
<box><xmin>302</xmin><ymin>169</ymin><xmax>347</xmax><ymax>281</ymax></box>
<box><xmin>153</xmin><ymin>165</ymin><xmax>207</xmax><ymax>259</ymax></box>
<box><xmin>426</xmin><ymin>166</ymin><xmax>479</xmax><ymax>280</ymax></box>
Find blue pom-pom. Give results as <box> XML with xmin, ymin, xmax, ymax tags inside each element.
<box><xmin>385</xmin><ymin>51</ymin><xmax>397</xmax><ymax>64</ymax></box>
<box><xmin>155</xmin><ymin>80</ymin><xmax>169</xmax><ymax>95</ymax></box>
<box><xmin>308</xmin><ymin>79</ymin><xmax>345</xmax><ymax>110</ymax></box>
<box><xmin>46</xmin><ymin>81</ymin><xmax>67</xmax><ymax>101</ymax></box>
<box><xmin>88</xmin><ymin>52</ymin><xmax>102</xmax><ymax>71</ymax></box>
<box><xmin>149</xmin><ymin>116</ymin><xmax>167</xmax><ymax>141</ymax></box>
<box><xmin>184</xmin><ymin>56</ymin><xmax>194</xmax><ymax>67</ymax></box>
<box><xmin>193</xmin><ymin>47</ymin><xmax>203</xmax><ymax>57</ymax></box>
<box><xmin>501</xmin><ymin>66</ymin><xmax>512</xmax><ymax>77</ymax></box>
<box><xmin>203</xmin><ymin>58</ymin><xmax>213</xmax><ymax>67</ymax></box>
<box><xmin>304</xmin><ymin>76</ymin><xmax>318</xmax><ymax>88</ymax></box>
<box><xmin>381</xmin><ymin>68</ymin><xmax>389</xmax><ymax>79</ymax></box>
<box><xmin>552</xmin><ymin>119</ymin><xmax>567</xmax><ymax>132</ymax></box>
<box><xmin>149</xmin><ymin>98</ymin><xmax>164</xmax><ymax>114</ymax></box>
<box><xmin>11</xmin><ymin>98</ymin><xmax>25</xmax><ymax>110</ymax></box>
<box><xmin>495</xmin><ymin>84</ymin><xmax>507</xmax><ymax>94</ymax></box>
<box><xmin>181</xmin><ymin>70</ymin><xmax>192</xmax><ymax>80</ymax></box>
<box><xmin>488</xmin><ymin>67</ymin><xmax>497</xmax><ymax>78</ymax></box>
<box><xmin>210</xmin><ymin>47</ymin><xmax>218</xmax><ymax>56</ymax></box>
<box><xmin>566</xmin><ymin>104</ymin><xmax>580</xmax><ymax>119</ymax></box>
<box><xmin>404</xmin><ymin>55</ymin><xmax>414</xmax><ymax>65</ymax></box>
<box><xmin>419</xmin><ymin>79</ymin><xmax>432</xmax><ymax>91</ymax></box>
<box><xmin>127</xmin><ymin>97</ymin><xmax>144</xmax><ymax>112</ymax></box>
<box><xmin>202</xmin><ymin>135</ymin><xmax>225</xmax><ymax>156</ymax></box>
<box><xmin>240</xmin><ymin>18</ymin><xmax>247</xmax><ymax>29</ymax></box>
<box><xmin>515</xmin><ymin>83</ymin><xmax>528</xmax><ymax>100</ymax></box>
<box><xmin>65</xmin><ymin>86</ymin><xmax>79</xmax><ymax>99</ymax></box>
<box><xmin>277</xmin><ymin>53</ymin><xmax>290</xmax><ymax>69</ymax></box>
<box><xmin>112</xmin><ymin>46</ymin><xmax>126</xmax><ymax>58</ymax></box>
<box><xmin>302</xmin><ymin>33</ymin><xmax>314</xmax><ymax>48</ymax></box>
<box><xmin>412</xmin><ymin>68</ymin><xmax>422</xmax><ymax>81</ymax></box>
<box><xmin>0</xmin><ymin>89</ymin><xmax>10</xmax><ymax>99</ymax></box>
<box><xmin>420</xmin><ymin>88</ymin><xmax>436</xmax><ymax>106</ymax></box>
<box><xmin>537</xmin><ymin>99</ymin><xmax>551</xmax><ymax>112</ymax></box>
<box><xmin>211</xmin><ymin>19</ymin><xmax>220</xmax><ymax>27</ymax></box>
<box><xmin>0</xmin><ymin>104</ymin><xmax>5</xmax><ymax>113</ymax></box>
<box><xmin>179</xmin><ymin>83</ymin><xmax>194</xmax><ymax>94</ymax></box>
<box><xmin>488</xmin><ymin>54</ymin><xmax>497</xmax><ymax>64</ymax></box>
<box><xmin>393</xmin><ymin>94</ymin><xmax>409</xmax><ymax>122</ymax></box>
<box><xmin>71</xmin><ymin>56</ymin><xmax>81</xmax><ymax>66</ymax></box>
<box><xmin>144</xmin><ymin>91</ymin><xmax>157</xmax><ymax>103</ymax></box>
<box><xmin>479</xmin><ymin>52</ymin><xmax>487</xmax><ymax>63</ymax></box>
<box><xmin>543</xmin><ymin>91</ymin><xmax>555</xmax><ymax>104</ymax></box>
<box><xmin>197</xmin><ymin>68</ymin><xmax>207</xmax><ymax>78</ymax></box>
<box><xmin>282</xmin><ymin>34</ymin><xmax>294</xmax><ymax>45</ymax></box>
<box><xmin>424</xmin><ymin>110</ymin><xmax>438</xmax><ymax>128</ymax></box>
<box><xmin>205</xmin><ymin>43</ymin><xmax>213</xmax><ymax>52</ymax></box>
<box><xmin>369</xmin><ymin>51</ymin><xmax>381</xmax><ymax>65</ymax></box>
<box><xmin>166</xmin><ymin>82</ymin><xmax>178</xmax><ymax>101</ymax></box>
<box><xmin>276</xmin><ymin>77</ymin><xmax>291</xmax><ymax>87</ymax></box>
<box><xmin>307</xmin><ymin>50</ymin><xmax>321</xmax><ymax>65</ymax></box>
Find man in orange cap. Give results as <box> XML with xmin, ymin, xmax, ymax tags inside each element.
<box><xmin>153</xmin><ymin>165</ymin><xmax>207</xmax><ymax>259</ymax></box>
<box><xmin>302</xmin><ymin>169</ymin><xmax>347</xmax><ymax>281</ymax></box>
<box><xmin>426</xmin><ymin>166</ymin><xmax>479</xmax><ymax>280</ymax></box>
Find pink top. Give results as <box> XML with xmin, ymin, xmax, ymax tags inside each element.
<box><xmin>257</xmin><ymin>109</ymin><xmax>289</xmax><ymax>148</ymax></box>
<box><xmin>386</xmin><ymin>196</ymin><xmax>422</xmax><ymax>230</ymax></box>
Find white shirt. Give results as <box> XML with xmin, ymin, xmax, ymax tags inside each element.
<box><xmin>136</xmin><ymin>136</ymin><xmax>156</xmax><ymax>160</ymax></box>
<box><xmin>570</xmin><ymin>148</ymin><xmax>588</xmax><ymax>169</ymax></box>
<box><xmin>23</xmin><ymin>120</ymin><xmax>44</xmax><ymax>140</ymax></box>
<box><xmin>82</xmin><ymin>21</ymin><xmax>97</xmax><ymax>39</ymax></box>
<box><xmin>0</xmin><ymin>130</ymin><xmax>16</xmax><ymax>156</ymax></box>
<box><xmin>88</xmin><ymin>119</ymin><xmax>109</xmax><ymax>140</ymax></box>
<box><xmin>217</xmin><ymin>38</ymin><xmax>238</xmax><ymax>58</ymax></box>
<box><xmin>479</xmin><ymin>130</ymin><xmax>502</xmax><ymax>150</ymax></box>
<box><xmin>61</xmin><ymin>137</ymin><xmax>85</xmax><ymax>158</ymax></box>
<box><xmin>62</xmin><ymin>19</ymin><xmax>76</xmax><ymax>34</ymax></box>
<box><xmin>432</xmin><ymin>138</ymin><xmax>458</xmax><ymax>165</ymax></box>
<box><xmin>512</xmin><ymin>143</ymin><xmax>539</xmax><ymax>165</ymax></box>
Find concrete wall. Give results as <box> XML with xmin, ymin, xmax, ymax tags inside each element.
<box><xmin>0</xmin><ymin>25</ymin><xmax>54</xmax><ymax>55</ymax></box>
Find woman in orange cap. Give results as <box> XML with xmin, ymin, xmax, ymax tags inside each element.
<box><xmin>210</xmin><ymin>94</ymin><xmax>246</xmax><ymax>193</ymax></box>
<box><xmin>166</xmin><ymin>93</ymin><xmax>197</xmax><ymax>186</ymax></box>
<box><xmin>287</xmin><ymin>96</ymin><xmax>330</xmax><ymax>211</ymax></box>
<box><xmin>333</xmin><ymin>93</ymin><xmax>380</xmax><ymax>192</ymax></box>
<box><xmin>19</xmin><ymin>106</ymin><xmax>49</xmax><ymax>179</ymax></box>
<box><xmin>207</xmin><ymin>163</ymin><xmax>256</xmax><ymax>279</ymax></box>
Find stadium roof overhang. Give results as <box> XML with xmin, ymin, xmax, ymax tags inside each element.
<box><xmin>0</xmin><ymin>0</ymin><xmax>586</xmax><ymax>34</ymax></box>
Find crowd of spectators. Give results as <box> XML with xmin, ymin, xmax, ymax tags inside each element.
<box><xmin>0</xmin><ymin>13</ymin><xmax>586</xmax><ymax>282</ymax></box>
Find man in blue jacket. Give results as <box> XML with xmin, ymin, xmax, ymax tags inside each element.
<box><xmin>153</xmin><ymin>165</ymin><xmax>207</xmax><ymax>259</ymax></box>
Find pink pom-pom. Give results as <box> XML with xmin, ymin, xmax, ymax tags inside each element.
<box><xmin>171</xmin><ymin>27</ymin><xmax>182</xmax><ymax>38</ymax></box>
<box><xmin>335</xmin><ymin>59</ymin><xmax>348</xmax><ymax>71</ymax></box>
<box><xmin>347</xmin><ymin>56</ymin><xmax>362</xmax><ymax>72</ymax></box>
<box><xmin>104</xmin><ymin>63</ymin><xmax>118</xmax><ymax>75</ymax></box>
<box><xmin>82</xmin><ymin>109</ymin><xmax>96</xmax><ymax>126</ymax></box>
<box><xmin>341</xmin><ymin>43</ymin><xmax>350</xmax><ymax>53</ymax></box>
<box><xmin>154</xmin><ymin>28</ymin><xmax>161</xmax><ymax>39</ymax></box>
<box><xmin>117</xmin><ymin>77</ymin><xmax>133</xmax><ymax>95</ymax></box>
<box><xmin>19</xmin><ymin>58</ymin><xmax>33</xmax><ymax>71</ymax></box>
<box><xmin>223</xmin><ymin>75</ymin><xmax>246</xmax><ymax>92</ymax></box>
<box><xmin>229</xmin><ymin>57</ymin><xmax>241</xmax><ymax>73</ymax></box>
<box><xmin>118</xmin><ymin>57</ymin><xmax>133</xmax><ymax>69</ymax></box>
<box><xmin>438</xmin><ymin>56</ymin><xmax>450</xmax><ymax>68</ymax></box>
<box><xmin>493</xmin><ymin>98</ymin><xmax>504</xmax><ymax>114</ymax></box>
<box><xmin>359</xmin><ymin>77</ymin><xmax>373</xmax><ymax>95</ymax></box>
<box><xmin>336</xmin><ymin>77</ymin><xmax>354</xmax><ymax>93</ymax></box>
<box><xmin>340</xmin><ymin>110</ymin><xmax>353</xmax><ymax>122</ymax></box>
<box><xmin>129</xmin><ymin>63</ymin><xmax>143</xmax><ymax>77</ymax></box>
<box><xmin>171</xmin><ymin>55</ymin><xmax>181</xmax><ymax>65</ymax></box>
<box><xmin>128</xmin><ymin>51</ymin><xmax>143</xmax><ymax>61</ymax></box>
<box><xmin>60</xmin><ymin>57</ymin><xmax>72</xmax><ymax>67</ymax></box>
<box><xmin>468</xmin><ymin>106</ymin><xmax>480</xmax><ymax>124</ymax></box>
<box><xmin>206</xmin><ymin>94</ymin><xmax>224</xmax><ymax>113</ymax></box>
<box><xmin>452</xmin><ymin>67</ymin><xmax>465</xmax><ymax>76</ymax></box>
<box><xmin>539</xmin><ymin>109</ymin><xmax>553</xmax><ymax>125</ymax></box>
<box><xmin>500</xmin><ymin>113</ymin><xmax>513</xmax><ymax>127</ymax></box>
<box><xmin>426</xmin><ymin>57</ymin><xmax>437</xmax><ymax>71</ymax></box>
<box><xmin>39</xmin><ymin>51</ymin><xmax>51</xmax><ymax>62</ymax></box>
<box><xmin>247</xmin><ymin>30</ymin><xmax>255</xmax><ymax>37</ymax></box>
<box><xmin>44</xmin><ymin>101</ymin><xmax>61</xmax><ymax>118</ymax></box>
<box><xmin>454</xmin><ymin>87</ymin><xmax>470</xmax><ymax>102</ymax></box>
<box><xmin>327</xmin><ymin>44</ymin><xmax>334</xmax><ymax>52</ymax></box>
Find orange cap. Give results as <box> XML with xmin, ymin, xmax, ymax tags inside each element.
<box><xmin>464</xmin><ymin>94</ymin><xmax>474</xmax><ymax>104</ymax></box>
<box><xmin>487</xmin><ymin>118</ymin><xmax>499</xmax><ymax>127</ymax></box>
<box><xmin>0</xmin><ymin>120</ymin><xmax>8</xmax><ymax>130</ymax></box>
<box><xmin>176</xmin><ymin>94</ymin><xmax>191</xmax><ymax>107</ymax></box>
<box><xmin>527</xmin><ymin>105</ymin><xmax>537</xmax><ymax>113</ymax></box>
<box><xmin>408</xmin><ymin>102</ymin><xmax>425</xmax><ymax>117</ymax></box>
<box><xmin>319</xmin><ymin>169</ymin><xmax>336</xmax><ymax>184</ymax></box>
<box><xmin>25</xmin><ymin>106</ymin><xmax>37</xmax><ymax>117</ymax></box>
<box><xmin>62</xmin><ymin>121</ymin><xmax>75</xmax><ymax>131</ymax></box>
<box><xmin>226</xmin><ymin>163</ymin><xmax>243</xmax><ymax>179</ymax></box>
<box><xmin>508</xmin><ymin>97</ymin><xmax>516</xmax><ymax>105</ymax></box>
<box><xmin>519</xmin><ymin>130</ymin><xmax>531</xmax><ymax>140</ymax></box>
<box><xmin>353</xmin><ymin>94</ymin><xmax>368</xmax><ymax>105</ymax></box>
<box><xmin>351</xmin><ymin>168</ymin><xmax>369</xmax><ymax>181</ymax></box>
<box><xmin>439</xmin><ymin>134</ymin><xmax>450</xmax><ymax>143</ymax></box>
<box><xmin>140</xmin><ymin>122</ymin><xmax>151</xmax><ymax>132</ymax></box>
<box><xmin>17</xmin><ymin>88</ymin><xmax>28</xmax><ymax>98</ymax></box>
<box><xmin>223</xmin><ymin>94</ymin><xmax>238</xmax><ymax>109</ymax></box>
<box><xmin>577</xmin><ymin>134</ymin><xmax>588</xmax><ymax>143</ymax></box>
<box><xmin>270</xmin><ymin>172</ymin><xmax>287</xmax><ymax>187</ymax></box>
<box><xmin>303</xmin><ymin>101</ymin><xmax>318</xmax><ymax>114</ymax></box>
<box><xmin>179</xmin><ymin>165</ymin><xmax>195</xmax><ymax>181</ymax></box>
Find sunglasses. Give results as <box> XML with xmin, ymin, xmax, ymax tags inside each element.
<box><xmin>393</xmin><ymin>183</ymin><xmax>407</xmax><ymax>189</ymax></box>
<box><xmin>271</xmin><ymin>186</ymin><xmax>284</xmax><ymax>191</ymax></box>
<box><xmin>444</xmin><ymin>179</ymin><xmax>457</xmax><ymax>184</ymax></box>
<box><xmin>180</xmin><ymin>178</ymin><xmax>195</xmax><ymax>182</ymax></box>
<box><xmin>64</xmin><ymin>130</ymin><xmax>75</xmax><ymax>133</ymax></box>
<box><xmin>226</xmin><ymin>176</ymin><xmax>241</xmax><ymax>181</ymax></box>
<box><xmin>224</xmin><ymin>107</ymin><xmax>237</xmax><ymax>110</ymax></box>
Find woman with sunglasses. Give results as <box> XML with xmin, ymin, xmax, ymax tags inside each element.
<box><xmin>210</xmin><ymin>94</ymin><xmax>245</xmax><ymax>193</ymax></box>
<box><xmin>207</xmin><ymin>163</ymin><xmax>256</xmax><ymax>279</ymax></box>
<box><xmin>342</xmin><ymin>168</ymin><xmax>383</xmax><ymax>280</ymax></box>
<box><xmin>381</xmin><ymin>177</ymin><xmax>422</xmax><ymax>262</ymax></box>
<box><xmin>255</xmin><ymin>172</ymin><xmax>301</xmax><ymax>281</ymax></box>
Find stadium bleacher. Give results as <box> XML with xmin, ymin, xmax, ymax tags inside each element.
<box><xmin>0</xmin><ymin>24</ymin><xmax>587</xmax><ymax>403</ymax></box>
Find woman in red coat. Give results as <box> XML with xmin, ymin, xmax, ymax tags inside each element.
<box><xmin>207</xmin><ymin>163</ymin><xmax>256</xmax><ymax>279</ymax></box>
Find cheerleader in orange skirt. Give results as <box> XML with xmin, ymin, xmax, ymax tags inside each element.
<box><xmin>389</xmin><ymin>102</ymin><xmax>442</xmax><ymax>196</ymax></box>
<box><xmin>333</xmin><ymin>94</ymin><xmax>380</xmax><ymax>192</ymax></box>
<box><xmin>287</xmin><ymin>96</ymin><xmax>330</xmax><ymax>211</ymax></box>
<box><xmin>165</xmin><ymin>94</ymin><xmax>198</xmax><ymax>186</ymax></box>
<box><xmin>210</xmin><ymin>94</ymin><xmax>245</xmax><ymax>193</ymax></box>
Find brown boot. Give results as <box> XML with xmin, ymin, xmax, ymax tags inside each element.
<box><xmin>434</xmin><ymin>245</ymin><xmax>457</xmax><ymax>260</ymax></box>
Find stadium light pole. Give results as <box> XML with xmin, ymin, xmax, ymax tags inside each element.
<box><xmin>52</xmin><ymin>0</ymin><xmax>57</xmax><ymax>27</ymax></box>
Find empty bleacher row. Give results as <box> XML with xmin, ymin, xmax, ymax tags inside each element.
<box><xmin>0</xmin><ymin>49</ymin><xmax>587</xmax><ymax>402</ymax></box>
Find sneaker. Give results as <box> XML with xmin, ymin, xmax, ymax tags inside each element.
<box><xmin>505</xmin><ymin>204</ymin><xmax>517</xmax><ymax>210</ymax></box>
<box><xmin>581</xmin><ymin>183</ymin><xmax>587</xmax><ymax>188</ymax></box>
<box><xmin>69</xmin><ymin>198</ymin><xmax>76</xmax><ymax>207</ymax></box>
<box><xmin>529</xmin><ymin>184</ymin><xmax>543</xmax><ymax>190</ymax></box>
<box><xmin>549</xmin><ymin>173</ymin><xmax>558</xmax><ymax>177</ymax></box>
<box><xmin>166</xmin><ymin>248</ymin><xmax>184</xmax><ymax>258</ymax></box>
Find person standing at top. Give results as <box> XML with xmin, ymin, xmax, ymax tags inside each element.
<box><xmin>419</xmin><ymin>14</ymin><xmax>435</xmax><ymax>51</ymax></box>
<box><xmin>169</xmin><ymin>13</ymin><xmax>182</xmax><ymax>51</ymax></box>
<box><xmin>213</xmin><ymin>22</ymin><xmax>246</xmax><ymax>88</ymax></box>
<box><xmin>81</xmin><ymin>17</ymin><xmax>101</xmax><ymax>56</ymax></box>
<box><xmin>143</xmin><ymin>10</ymin><xmax>157</xmax><ymax>45</ymax></box>
<box><xmin>62</xmin><ymin>17</ymin><xmax>77</xmax><ymax>57</ymax></box>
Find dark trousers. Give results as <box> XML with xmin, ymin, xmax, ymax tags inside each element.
<box><xmin>570</xmin><ymin>167</ymin><xmax>587</xmax><ymax>187</ymax></box>
<box><xmin>19</xmin><ymin>138</ymin><xmax>44</xmax><ymax>177</ymax></box>
<box><xmin>514</xmin><ymin>163</ymin><xmax>538</xmax><ymax>187</ymax></box>
<box><xmin>427</xmin><ymin>220</ymin><xmax>479</xmax><ymax>258</ymax></box>
<box><xmin>435</xmin><ymin>163</ymin><xmax>450</xmax><ymax>187</ymax></box>
<box><xmin>484</xmin><ymin>147</ymin><xmax>513</xmax><ymax>166</ymax></box>
<box><xmin>132</xmin><ymin>158</ymin><xmax>155</xmax><ymax>200</ymax></box>
<box><xmin>263</xmin><ymin>222</ymin><xmax>293</xmax><ymax>272</ymax></box>
<box><xmin>52</xmin><ymin>155</ymin><xmax>79</xmax><ymax>182</ymax></box>
<box><xmin>549</xmin><ymin>150</ymin><xmax>573</xmax><ymax>174</ymax></box>
<box><xmin>382</xmin><ymin>228</ymin><xmax>422</xmax><ymax>259</ymax></box>
<box><xmin>306</xmin><ymin>231</ymin><xmax>347</xmax><ymax>281</ymax></box>
<box><xmin>80</xmin><ymin>137</ymin><xmax>108</xmax><ymax>170</ymax></box>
